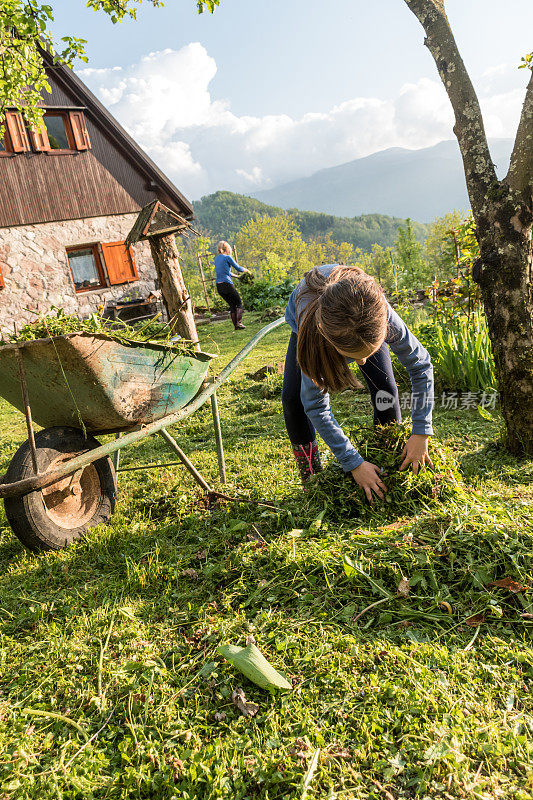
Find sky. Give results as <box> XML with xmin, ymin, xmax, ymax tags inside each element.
<box><xmin>50</xmin><ymin>0</ymin><xmax>532</xmax><ymax>200</ymax></box>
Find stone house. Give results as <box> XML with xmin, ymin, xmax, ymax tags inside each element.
<box><xmin>0</xmin><ymin>50</ymin><xmax>193</xmax><ymax>336</ymax></box>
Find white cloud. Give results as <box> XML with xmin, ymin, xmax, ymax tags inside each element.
<box><xmin>80</xmin><ymin>45</ymin><xmax>526</xmax><ymax>199</ymax></box>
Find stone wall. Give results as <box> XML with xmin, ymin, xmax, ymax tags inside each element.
<box><xmin>0</xmin><ymin>213</ymin><xmax>161</xmax><ymax>336</ymax></box>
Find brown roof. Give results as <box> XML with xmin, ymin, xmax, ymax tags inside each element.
<box><xmin>0</xmin><ymin>51</ymin><xmax>193</xmax><ymax>228</ymax></box>
<box><xmin>41</xmin><ymin>50</ymin><xmax>193</xmax><ymax>218</ymax></box>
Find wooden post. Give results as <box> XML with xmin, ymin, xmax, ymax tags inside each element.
<box><xmin>197</xmin><ymin>252</ymin><xmax>211</xmax><ymax>314</ymax></box>
<box><xmin>148</xmin><ymin>234</ymin><xmax>199</xmax><ymax>346</ymax></box>
<box><xmin>125</xmin><ymin>201</ymin><xmax>200</xmax><ymax>348</ymax></box>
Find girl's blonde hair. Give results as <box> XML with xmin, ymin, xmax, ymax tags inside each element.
<box><xmin>217</xmin><ymin>240</ymin><xmax>232</xmax><ymax>255</ymax></box>
<box><xmin>296</xmin><ymin>265</ymin><xmax>387</xmax><ymax>393</ymax></box>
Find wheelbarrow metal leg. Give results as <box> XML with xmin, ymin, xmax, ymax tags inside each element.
<box><xmin>210</xmin><ymin>391</ymin><xmax>227</xmax><ymax>484</ymax></box>
<box><xmin>159</xmin><ymin>427</ymin><xmax>212</xmax><ymax>492</ymax></box>
<box><xmin>113</xmin><ymin>433</ymin><xmax>122</xmax><ymax>474</ymax></box>
<box><xmin>15</xmin><ymin>348</ymin><xmax>38</xmax><ymax>475</ymax></box>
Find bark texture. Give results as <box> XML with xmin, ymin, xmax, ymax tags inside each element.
<box><xmin>148</xmin><ymin>235</ymin><xmax>199</xmax><ymax>346</ymax></box>
<box><xmin>404</xmin><ymin>0</ymin><xmax>533</xmax><ymax>454</ymax></box>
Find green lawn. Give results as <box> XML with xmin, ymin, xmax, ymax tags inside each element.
<box><xmin>0</xmin><ymin>314</ymin><xmax>532</xmax><ymax>800</ymax></box>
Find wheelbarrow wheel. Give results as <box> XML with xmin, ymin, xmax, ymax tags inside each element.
<box><xmin>4</xmin><ymin>426</ymin><xmax>117</xmax><ymax>552</ymax></box>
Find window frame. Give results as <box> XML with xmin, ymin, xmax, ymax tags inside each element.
<box><xmin>42</xmin><ymin>111</ymin><xmax>77</xmax><ymax>154</ymax></box>
<box><xmin>66</xmin><ymin>244</ymin><xmax>107</xmax><ymax>294</ymax></box>
<box><xmin>1</xmin><ymin>108</ymin><xmax>91</xmax><ymax>155</ymax></box>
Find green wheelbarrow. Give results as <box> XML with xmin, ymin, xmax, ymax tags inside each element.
<box><xmin>0</xmin><ymin>318</ymin><xmax>286</xmax><ymax>552</ymax></box>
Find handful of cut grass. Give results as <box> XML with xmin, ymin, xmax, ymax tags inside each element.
<box><xmin>304</xmin><ymin>422</ymin><xmax>461</xmax><ymax>522</ymax></box>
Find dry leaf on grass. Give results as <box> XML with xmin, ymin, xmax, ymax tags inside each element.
<box><xmin>397</xmin><ymin>577</ymin><xmax>410</xmax><ymax>597</ymax></box>
<box><xmin>326</xmin><ymin>746</ymin><xmax>351</xmax><ymax>759</ymax></box>
<box><xmin>380</xmin><ymin>520</ymin><xmax>412</xmax><ymax>531</ymax></box>
<box><xmin>232</xmin><ymin>688</ymin><xmax>259</xmax><ymax>718</ymax></box>
<box><xmin>466</xmin><ymin>613</ymin><xmax>485</xmax><ymax>627</ymax></box>
<box><xmin>180</xmin><ymin>568</ymin><xmax>199</xmax><ymax>580</ymax></box>
<box><xmin>487</xmin><ymin>577</ymin><xmax>530</xmax><ymax>593</ymax></box>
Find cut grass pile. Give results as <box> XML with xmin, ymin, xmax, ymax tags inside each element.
<box><xmin>0</xmin><ymin>313</ymin><xmax>531</xmax><ymax>800</ymax></box>
<box><xmin>303</xmin><ymin>422</ymin><xmax>462</xmax><ymax>523</ymax></box>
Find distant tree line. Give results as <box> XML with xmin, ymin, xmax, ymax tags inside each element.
<box><xmin>182</xmin><ymin>199</ymin><xmax>469</xmax><ymax>304</ymax></box>
<box><xmin>193</xmin><ymin>191</ymin><xmax>429</xmax><ymax>252</ymax></box>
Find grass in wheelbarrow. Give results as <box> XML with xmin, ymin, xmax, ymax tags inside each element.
<box><xmin>0</xmin><ymin>314</ymin><xmax>532</xmax><ymax>800</ymax></box>
<box><xmin>2</xmin><ymin>307</ymin><xmax>195</xmax><ymax>351</ymax></box>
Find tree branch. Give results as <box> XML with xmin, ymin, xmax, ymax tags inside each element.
<box><xmin>506</xmin><ymin>68</ymin><xmax>533</xmax><ymax>197</ymax></box>
<box><xmin>403</xmin><ymin>0</ymin><xmax>498</xmax><ymax>220</ymax></box>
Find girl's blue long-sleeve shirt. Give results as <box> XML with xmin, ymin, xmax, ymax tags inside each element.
<box><xmin>285</xmin><ymin>265</ymin><xmax>434</xmax><ymax>472</ymax></box>
<box><xmin>214</xmin><ymin>254</ymin><xmax>245</xmax><ymax>285</ymax></box>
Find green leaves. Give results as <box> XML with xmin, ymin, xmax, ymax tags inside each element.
<box><xmin>431</xmin><ymin>312</ymin><xmax>496</xmax><ymax>394</ymax></box>
<box><xmin>3</xmin><ymin>305</ymin><xmax>193</xmax><ymax>351</ymax></box>
<box><xmin>86</xmin><ymin>0</ymin><xmax>165</xmax><ymax>24</ymax></box>
<box><xmin>218</xmin><ymin>643</ymin><xmax>292</xmax><ymax>691</ymax></box>
<box><xmin>197</xmin><ymin>0</ymin><xmax>219</xmax><ymax>12</ymax></box>
<box><xmin>519</xmin><ymin>52</ymin><xmax>533</xmax><ymax>71</ymax></box>
<box><xmin>0</xmin><ymin>0</ymin><xmax>89</xmax><ymax>136</ymax></box>
<box><xmin>306</xmin><ymin>421</ymin><xmax>462</xmax><ymax>524</ymax></box>
<box><xmin>0</xmin><ymin>0</ymin><xmax>170</xmax><ymax>136</ymax></box>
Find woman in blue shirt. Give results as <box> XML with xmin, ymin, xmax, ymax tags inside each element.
<box><xmin>283</xmin><ymin>264</ymin><xmax>434</xmax><ymax>502</ymax></box>
<box><xmin>214</xmin><ymin>241</ymin><xmax>251</xmax><ymax>330</ymax></box>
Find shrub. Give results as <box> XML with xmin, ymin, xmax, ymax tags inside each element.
<box><xmin>240</xmin><ymin>277</ymin><xmax>297</xmax><ymax>311</ymax></box>
<box><xmin>419</xmin><ymin>313</ymin><xmax>496</xmax><ymax>393</ymax></box>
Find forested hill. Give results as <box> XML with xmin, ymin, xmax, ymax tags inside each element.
<box><xmin>193</xmin><ymin>191</ymin><xmax>429</xmax><ymax>252</ymax></box>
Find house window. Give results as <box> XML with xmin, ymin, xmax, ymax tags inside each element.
<box><xmin>43</xmin><ymin>113</ymin><xmax>73</xmax><ymax>151</ymax></box>
<box><xmin>0</xmin><ymin>109</ymin><xmax>91</xmax><ymax>154</ymax></box>
<box><xmin>67</xmin><ymin>246</ymin><xmax>105</xmax><ymax>292</ymax></box>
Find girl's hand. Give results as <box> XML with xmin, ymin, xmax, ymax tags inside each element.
<box><xmin>399</xmin><ymin>434</ymin><xmax>433</xmax><ymax>474</ymax></box>
<box><xmin>351</xmin><ymin>461</ymin><xmax>387</xmax><ymax>503</ymax></box>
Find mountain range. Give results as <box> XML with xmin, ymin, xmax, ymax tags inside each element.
<box><xmin>251</xmin><ymin>139</ymin><xmax>514</xmax><ymax>222</ymax></box>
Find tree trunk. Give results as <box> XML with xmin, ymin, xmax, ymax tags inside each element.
<box><xmin>475</xmin><ymin>191</ymin><xmax>533</xmax><ymax>455</ymax></box>
<box><xmin>148</xmin><ymin>234</ymin><xmax>199</xmax><ymax>346</ymax></box>
<box><xmin>403</xmin><ymin>0</ymin><xmax>533</xmax><ymax>454</ymax></box>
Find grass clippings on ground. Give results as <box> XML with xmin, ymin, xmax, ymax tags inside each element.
<box><xmin>0</xmin><ymin>313</ymin><xmax>531</xmax><ymax>800</ymax></box>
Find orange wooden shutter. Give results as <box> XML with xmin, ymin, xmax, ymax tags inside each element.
<box><xmin>5</xmin><ymin>111</ymin><xmax>30</xmax><ymax>153</ymax></box>
<box><xmin>29</xmin><ymin>122</ymin><xmax>50</xmax><ymax>152</ymax></box>
<box><xmin>101</xmin><ymin>241</ymin><xmax>138</xmax><ymax>285</ymax></box>
<box><xmin>69</xmin><ymin>111</ymin><xmax>91</xmax><ymax>150</ymax></box>
<box><xmin>0</xmin><ymin>262</ymin><xmax>5</xmax><ymax>289</ymax></box>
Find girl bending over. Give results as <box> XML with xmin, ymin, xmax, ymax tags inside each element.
<box><xmin>283</xmin><ymin>264</ymin><xmax>434</xmax><ymax>502</ymax></box>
